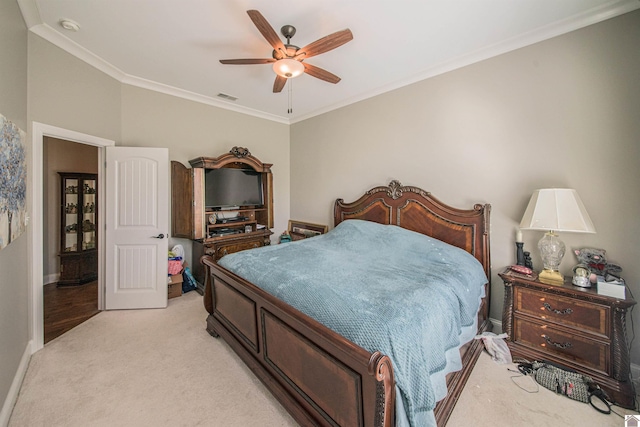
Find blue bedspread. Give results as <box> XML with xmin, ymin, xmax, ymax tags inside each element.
<box><xmin>217</xmin><ymin>219</ymin><xmax>487</xmax><ymax>426</ymax></box>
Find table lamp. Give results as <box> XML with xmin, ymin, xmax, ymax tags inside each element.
<box><xmin>519</xmin><ymin>189</ymin><xmax>596</xmax><ymax>285</ymax></box>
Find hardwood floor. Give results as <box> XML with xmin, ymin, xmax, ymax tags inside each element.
<box><xmin>44</xmin><ymin>281</ymin><xmax>100</xmax><ymax>344</ymax></box>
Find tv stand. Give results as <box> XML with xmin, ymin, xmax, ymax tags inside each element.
<box><xmin>215</xmin><ymin>216</ymin><xmax>248</xmax><ymax>224</ymax></box>
<box><xmin>170</xmin><ymin>147</ymin><xmax>274</xmax><ymax>303</ymax></box>
<box><xmin>193</xmin><ymin>228</ymin><xmax>271</xmax><ymax>303</ymax></box>
<box><xmin>210</xmin><ymin>228</ymin><xmax>241</xmax><ymax>236</ymax></box>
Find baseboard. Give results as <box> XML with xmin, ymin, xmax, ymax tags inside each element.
<box><xmin>44</xmin><ymin>273</ymin><xmax>59</xmax><ymax>285</ymax></box>
<box><xmin>0</xmin><ymin>341</ymin><xmax>32</xmax><ymax>427</ymax></box>
<box><xmin>489</xmin><ymin>317</ymin><xmax>502</xmax><ymax>333</ymax></box>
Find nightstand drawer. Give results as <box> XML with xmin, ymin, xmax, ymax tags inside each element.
<box><xmin>514</xmin><ymin>317</ymin><xmax>608</xmax><ymax>374</ymax></box>
<box><xmin>515</xmin><ymin>287</ymin><xmax>609</xmax><ymax>337</ymax></box>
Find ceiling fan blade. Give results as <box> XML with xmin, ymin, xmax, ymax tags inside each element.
<box><xmin>247</xmin><ymin>10</ymin><xmax>285</xmax><ymax>53</ymax></box>
<box><xmin>220</xmin><ymin>58</ymin><xmax>275</xmax><ymax>65</ymax></box>
<box><xmin>296</xmin><ymin>29</ymin><xmax>353</xmax><ymax>60</ymax></box>
<box><xmin>273</xmin><ymin>75</ymin><xmax>287</xmax><ymax>93</ymax></box>
<box><xmin>303</xmin><ymin>63</ymin><xmax>341</xmax><ymax>84</ymax></box>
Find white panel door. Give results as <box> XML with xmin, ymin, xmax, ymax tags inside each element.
<box><xmin>105</xmin><ymin>147</ymin><xmax>169</xmax><ymax>309</ymax></box>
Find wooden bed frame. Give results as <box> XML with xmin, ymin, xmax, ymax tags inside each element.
<box><xmin>202</xmin><ymin>180</ymin><xmax>492</xmax><ymax>426</ymax></box>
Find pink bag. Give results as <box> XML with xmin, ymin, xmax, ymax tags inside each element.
<box><xmin>168</xmin><ymin>259</ymin><xmax>182</xmax><ymax>275</ymax></box>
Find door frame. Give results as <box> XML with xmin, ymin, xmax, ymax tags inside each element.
<box><xmin>30</xmin><ymin>122</ymin><xmax>114</xmax><ymax>352</ymax></box>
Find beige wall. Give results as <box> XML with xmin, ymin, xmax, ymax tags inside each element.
<box><xmin>43</xmin><ymin>138</ymin><xmax>99</xmax><ymax>280</ymax></box>
<box><xmin>28</xmin><ymin>32</ymin><xmax>291</xmax><ymax>271</ymax></box>
<box><xmin>290</xmin><ymin>11</ymin><xmax>640</xmax><ymax>364</ymax></box>
<box><xmin>4</xmin><ymin>4</ymin><xmax>639</xmax><ymax>415</ymax></box>
<box><xmin>27</xmin><ymin>34</ymin><xmax>122</xmax><ymax>142</ymax></box>
<box><xmin>0</xmin><ymin>0</ymin><xmax>28</xmax><ymax>415</ymax></box>
<box><xmin>120</xmin><ymin>85</ymin><xmax>291</xmax><ymax>260</ymax></box>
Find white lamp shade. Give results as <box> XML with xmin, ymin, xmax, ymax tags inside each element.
<box><xmin>519</xmin><ymin>189</ymin><xmax>596</xmax><ymax>233</ymax></box>
<box><xmin>272</xmin><ymin>59</ymin><xmax>305</xmax><ymax>78</ymax></box>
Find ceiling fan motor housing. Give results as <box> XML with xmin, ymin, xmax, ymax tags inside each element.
<box><xmin>272</xmin><ymin>45</ymin><xmax>300</xmax><ymax>60</ymax></box>
<box><xmin>220</xmin><ymin>10</ymin><xmax>353</xmax><ymax>93</ymax></box>
<box><xmin>270</xmin><ymin>25</ymin><xmax>299</xmax><ymax>59</ymax></box>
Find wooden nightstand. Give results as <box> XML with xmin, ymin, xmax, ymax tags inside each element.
<box><xmin>499</xmin><ymin>268</ymin><xmax>637</xmax><ymax>408</ymax></box>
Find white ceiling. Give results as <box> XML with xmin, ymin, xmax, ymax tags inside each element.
<box><xmin>18</xmin><ymin>0</ymin><xmax>640</xmax><ymax>124</ymax></box>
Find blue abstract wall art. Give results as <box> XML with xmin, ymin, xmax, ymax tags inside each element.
<box><xmin>0</xmin><ymin>113</ymin><xmax>27</xmax><ymax>251</ymax></box>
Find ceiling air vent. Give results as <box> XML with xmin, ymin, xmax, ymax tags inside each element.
<box><xmin>216</xmin><ymin>93</ymin><xmax>238</xmax><ymax>102</ymax></box>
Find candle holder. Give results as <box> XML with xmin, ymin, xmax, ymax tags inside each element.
<box><xmin>516</xmin><ymin>242</ymin><xmax>525</xmax><ymax>266</ymax></box>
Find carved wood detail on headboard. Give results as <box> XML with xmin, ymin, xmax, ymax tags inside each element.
<box><xmin>397</xmin><ymin>199</ymin><xmax>476</xmax><ymax>254</ymax></box>
<box><xmin>334</xmin><ymin>180</ymin><xmax>491</xmax><ymax>281</ymax></box>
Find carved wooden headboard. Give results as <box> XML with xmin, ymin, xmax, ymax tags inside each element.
<box><xmin>334</xmin><ymin>180</ymin><xmax>491</xmax><ymax>281</ymax></box>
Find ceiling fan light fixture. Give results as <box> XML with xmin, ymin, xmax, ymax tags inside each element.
<box><xmin>272</xmin><ymin>58</ymin><xmax>304</xmax><ymax>79</ymax></box>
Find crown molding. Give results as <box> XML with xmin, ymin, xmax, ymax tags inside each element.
<box><xmin>16</xmin><ymin>0</ymin><xmax>41</xmax><ymax>29</ymax></box>
<box><xmin>19</xmin><ymin>0</ymin><xmax>290</xmax><ymax>124</ymax></box>
<box><xmin>120</xmin><ymin>74</ymin><xmax>290</xmax><ymax>124</ymax></box>
<box><xmin>291</xmin><ymin>0</ymin><xmax>640</xmax><ymax>123</ymax></box>
<box><xmin>29</xmin><ymin>23</ymin><xmax>128</xmax><ymax>81</ymax></box>
<box><xmin>19</xmin><ymin>0</ymin><xmax>640</xmax><ymax>125</ymax></box>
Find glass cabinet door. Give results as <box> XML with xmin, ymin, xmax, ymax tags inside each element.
<box><xmin>63</xmin><ymin>178</ymin><xmax>79</xmax><ymax>252</ymax></box>
<box><xmin>82</xmin><ymin>178</ymin><xmax>96</xmax><ymax>250</ymax></box>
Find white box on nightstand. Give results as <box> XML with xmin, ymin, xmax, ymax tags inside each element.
<box><xmin>596</xmin><ymin>279</ymin><xmax>625</xmax><ymax>299</ymax></box>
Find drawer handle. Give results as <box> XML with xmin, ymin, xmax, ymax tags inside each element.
<box><xmin>542</xmin><ymin>334</ymin><xmax>572</xmax><ymax>349</ymax></box>
<box><xmin>543</xmin><ymin>303</ymin><xmax>573</xmax><ymax>316</ymax></box>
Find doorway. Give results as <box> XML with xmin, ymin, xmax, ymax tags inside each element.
<box><xmin>30</xmin><ymin>122</ymin><xmax>114</xmax><ymax>352</ymax></box>
<box><xmin>43</xmin><ymin>137</ymin><xmax>100</xmax><ymax>343</ymax></box>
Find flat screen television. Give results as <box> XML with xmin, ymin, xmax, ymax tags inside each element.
<box><xmin>204</xmin><ymin>168</ymin><xmax>263</xmax><ymax>209</ymax></box>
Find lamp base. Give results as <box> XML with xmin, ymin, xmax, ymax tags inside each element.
<box><xmin>538</xmin><ymin>269</ymin><xmax>565</xmax><ymax>285</ymax></box>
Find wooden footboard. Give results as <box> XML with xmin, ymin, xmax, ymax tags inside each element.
<box><xmin>204</xmin><ymin>259</ymin><xmax>491</xmax><ymax>427</ymax></box>
<box><xmin>205</xmin><ymin>258</ymin><xmax>395</xmax><ymax>427</ymax></box>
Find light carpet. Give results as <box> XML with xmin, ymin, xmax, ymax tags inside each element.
<box><xmin>9</xmin><ymin>291</ymin><xmax>638</xmax><ymax>426</ymax></box>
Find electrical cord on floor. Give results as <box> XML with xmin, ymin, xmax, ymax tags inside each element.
<box><xmin>626</xmin><ymin>285</ymin><xmax>635</xmax><ymax>355</ymax></box>
<box><xmin>508</xmin><ymin>370</ymin><xmax>539</xmax><ymax>393</ymax></box>
<box><xmin>588</xmin><ymin>385</ymin><xmax>612</xmax><ymax>415</ymax></box>
<box><xmin>587</xmin><ymin>377</ymin><xmax>640</xmax><ymax>418</ymax></box>
<box><xmin>507</xmin><ymin>360</ymin><xmax>539</xmax><ymax>394</ymax></box>
<box><xmin>509</xmin><ymin>358</ymin><xmax>637</xmax><ymax>417</ymax></box>
<box><xmin>623</xmin><ymin>286</ymin><xmax>638</xmax><ymax>413</ymax></box>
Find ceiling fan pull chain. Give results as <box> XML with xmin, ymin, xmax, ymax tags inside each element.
<box><xmin>288</xmin><ymin>80</ymin><xmax>293</xmax><ymax>114</ymax></box>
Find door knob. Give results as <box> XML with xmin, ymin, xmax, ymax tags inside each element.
<box><xmin>153</xmin><ymin>233</ymin><xmax>165</xmax><ymax>239</ymax></box>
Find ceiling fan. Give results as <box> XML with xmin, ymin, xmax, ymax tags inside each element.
<box><xmin>220</xmin><ymin>10</ymin><xmax>353</xmax><ymax>93</ymax></box>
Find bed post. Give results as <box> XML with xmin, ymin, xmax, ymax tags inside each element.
<box><xmin>201</xmin><ymin>255</ymin><xmax>214</xmax><ymax>315</ymax></box>
<box><xmin>369</xmin><ymin>352</ymin><xmax>395</xmax><ymax>427</ymax></box>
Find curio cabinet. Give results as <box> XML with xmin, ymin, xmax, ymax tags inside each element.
<box><xmin>58</xmin><ymin>173</ymin><xmax>98</xmax><ymax>286</ymax></box>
